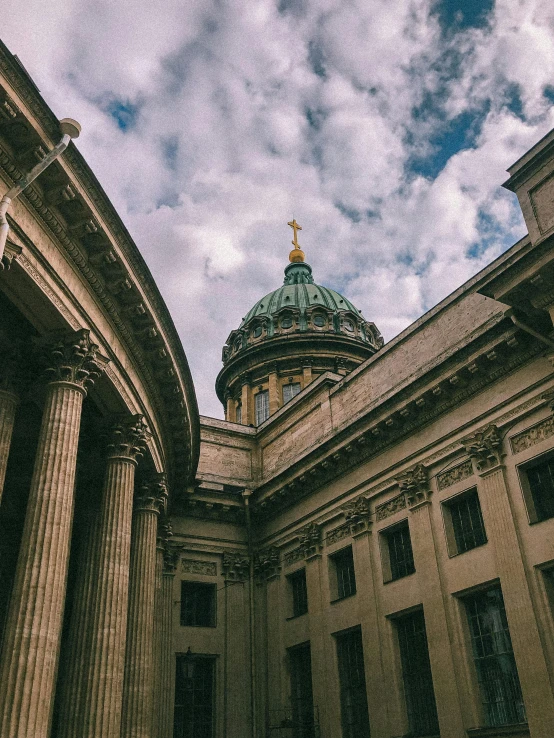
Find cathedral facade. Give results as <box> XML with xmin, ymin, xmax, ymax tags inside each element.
<box><xmin>2</xmin><ymin>39</ymin><xmax>554</xmax><ymax>738</ymax></box>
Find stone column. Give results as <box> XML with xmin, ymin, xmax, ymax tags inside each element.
<box><xmin>397</xmin><ymin>465</ymin><xmax>465</xmax><ymax>738</ymax></box>
<box><xmin>463</xmin><ymin>426</ymin><xmax>554</xmax><ymax>737</ymax></box>
<box><xmin>240</xmin><ymin>373</ymin><xmax>253</xmax><ymax>426</ymax></box>
<box><xmin>121</xmin><ymin>475</ymin><xmax>168</xmax><ymax>738</ymax></box>
<box><xmin>58</xmin><ymin>415</ymin><xmax>148</xmax><ymax>738</ymax></box>
<box><xmin>0</xmin><ymin>329</ymin><xmax>108</xmax><ymax>738</ymax></box>
<box><xmin>157</xmin><ymin>543</ymin><xmax>179</xmax><ymax>738</ymax></box>
<box><xmin>225</xmin><ymin>392</ymin><xmax>235</xmax><ymax>422</ymax></box>
<box><xmin>0</xmin><ymin>335</ymin><xmax>21</xmax><ymax>503</ymax></box>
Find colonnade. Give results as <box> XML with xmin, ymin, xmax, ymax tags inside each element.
<box><xmin>0</xmin><ymin>328</ymin><xmax>178</xmax><ymax>738</ymax></box>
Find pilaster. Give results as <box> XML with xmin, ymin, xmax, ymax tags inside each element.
<box><xmin>268</xmin><ymin>363</ymin><xmax>280</xmax><ymax>416</ymax></box>
<box><xmin>397</xmin><ymin>464</ymin><xmax>465</xmax><ymax>738</ymax></box>
<box><xmin>462</xmin><ymin>424</ymin><xmax>554</xmax><ymax>736</ymax></box>
<box><xmin>121</xmin><ymin>474</ymin><xmax>168</xmax><ymax>738</ymax></box>
<box><xmin>0</xmin><ymin>329</ymin><xmax>108</xmax><ymax>738</ymax></box>
<box><xmin>158</xmin><ymin>545</ymin><xmax>179</xmax><ymax>738</ymax></box>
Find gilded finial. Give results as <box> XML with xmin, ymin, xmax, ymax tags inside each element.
<box><xmin>287</xmin><ymin>218</ymin><xmax>305</xmax><ymax>263</ymax></box>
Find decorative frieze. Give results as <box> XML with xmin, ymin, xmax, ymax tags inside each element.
<box><xmin>326</xmin><ymin>523</ymin><xmax>351</xmax><ymax>546</ymax></box>
<box><xmin>284</xmin><ymin>546</ymin><xmax>305</xmax><ymax>568</ymax></box>
<box><xmin>437</xmin><ymin>460</ymin><xmax>473</xmax><ymax>490</ymax></box>
<box><xmin>375</xmin><ymin>492</ymin><xmax>407</xmax><ymax>521</ymax></box>
<box><xmin>462</xmin><ymin>424</ymin><xmax>502</xmax><ymax>473</ymax></box>
<box><xmin>254</xmin><ymin>547</ymin><xmax>280</xmax><ymax>579</ymax></box>
<box><xmin>222</xmin><ymin>551</ymin><xmax>250</xmax><ymax>581</ymax></box>
<box><xmin>397</xmin><ymin>464</ymin><xmax>431</xmax><ymax>508</ymax></box>
<box><xmin>511</xmin><ymin>415</ymin><xmax>554</xmax><ymax>454</ymax></box>
<box><xmin>181</xmin><ymin>559</ymin><xmax>217</xmax><ymax>576</ymax></box>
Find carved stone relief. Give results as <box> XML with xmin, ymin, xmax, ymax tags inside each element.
<box><xmin>437</xmin><ymin>460</ymin><xmax>473</xmax><ymax>490</ymax></box>
<box><xmin>181</xmin><ymin>559</ymin><xmax>217</xmax><ymax>576</ymax></box>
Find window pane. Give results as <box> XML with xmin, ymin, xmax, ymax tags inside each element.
<box><xmin>180</xmin><ymin>582</ymin><xmax>216</xmax><ymax>627</ymax></box>
<box><xmin>255</xmin><ymin>390</ymin><xmax>269</xmax><ymax>425</ymax></box>
<box><xmin>290</xmin><ymin>569</ymin><xmax>308</xmax><ymax>617</ymax></box>
<box><xmin>388</xmin><ymin>524</ymin><xmax>415</xmax><ymax>580</ymax></box>
<box><xmin>465</xmin><ymin>587</ymin><xmax>526</xmax><ymax>727</ymax></box>
<box><xmin>334</xmin><ymin>547</ymin><xmax>356</xmax><ymax>599</ymax></box>
<box><xmin>450</xmin><ymin>489</ymin><xmax>487</xmax><ymax>553</ymax></box>
<box><xmin>235</xmin><ymin>403</ymin><xmax>242</xmax><ymax>424</ymax></box>
<box><xmin>397</xmin><ymin>610</ymin><xmax>439</xmax><ymax>737</ymax></box>
<box><xmin>174</xmin><ymin>656</ymin><xmax>215</xmax><ymax>738</ymax></box>
<box><xmin>336</xmin><ymin>629</ymin><xmax>371</xmax><ymax>738</ymax></box>
<box><xmin>283</xmin><ymin>382</ymin><xmax>301</xmax><ymax>404</ymax></box>
<box><xmin>290</xmin><ymin>644</ymin><xmax>316</xmax><ymax>738</ymax></box>
<box><xmin>527</xmin><ymin>458</ymin><xmax>554</xmax><ymax>521</ymax></box>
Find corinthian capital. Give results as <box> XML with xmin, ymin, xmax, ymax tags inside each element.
<box><xmin>135</xmin><ymin>473</ymin><xmax>168</xmax><ymax>515</ymax></box>
<box><xmin>39</xmin><ymin>329</ymin><xmax>109</xmax><ymax>389</ymax></box>
<box><xmin>397</xmin><ymin>463</ymin><xmax>431</xmax><ymax>508</ymax></box>
<box><xmin>462</xmin><ymin>424</ymin><xmax>503</xmax><ymax>473</ymax></box>
<box><xmin>107</xmin><ymin>415</ymin><xmax>149</xmax><ymax>462</ymax></box>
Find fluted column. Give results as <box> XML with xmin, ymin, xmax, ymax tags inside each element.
<box><xmin>0</xmin><ymin>335</ymin><xmax>21</xmax><ymax>503</ymax></box>
<box><xmin>463</xmin><ymin>425</ymin><xmax>554</xmax><ymax>737</ymax></box>
<box><xmin>121</xmin><ymin>475</ymin><xmax>168</xmax><ymax>738</ymax></box>
<box><xmin>0</xmin><ymin>329</ymin><xmax>108</xmax><ymax>738</ymax></box>
<box><xmin>0</xmin><ymin>387</ymin><xmax>18</xmax><ymax>503</ymax></box>
<box><xmin>58</xmin><ymin>415</ymin><xmax>148</xmax><ymax>738</ymax></box>
<box><xmin>158</xmin><ymin>539</ymin><xmax>179</xmax><ymax>738</ymax></box>
<box><xmin>153</xmin><ymin>519</ymin><xmax>171</xmax><ymax>738</ymax></box>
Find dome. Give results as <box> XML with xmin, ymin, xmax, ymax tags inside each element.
<box><xmin>240</xmin><ymin>263</ymin><xmax>363</xmax><ymax>327</ymax></box>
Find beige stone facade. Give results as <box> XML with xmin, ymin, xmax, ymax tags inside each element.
<box><xmin>3</xmin><ymin>37</ymin><xmax>554</xmax><ymax>738</ymax></box>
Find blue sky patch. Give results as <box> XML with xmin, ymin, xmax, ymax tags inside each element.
<box><xmin>434</xmin><ymin>0</ymin><xmax>495</xmax><ymax>32</ymax></box>
<box><xmin>105</xmin><ymin>99</ymin><xmax>141</xmax><ymax>131</ymax></box>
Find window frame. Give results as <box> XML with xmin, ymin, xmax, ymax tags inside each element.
<box><xmin>174</xmin><ymin>653</ymin><xmax>216</xmax><ymax>738</ymax></box>
<box><xmin>329</xmin><ymin>545</ymin><xmax>357</xmax><ymax>602</ymax></box>
<box><xmin>334</xmin><ymin>626</ymin><xmax>371</xmax><ymax>738</ymax></box>
<box><xmin>518</xmin><ymin>449</ymin><xmax>554</xmax><ymax>524</ymax></box>
<box><xmin>287</xmin><ymin>568</ymin><xmax>309</xmax><ymax>618</ymax></box>
<box><xmin>380</xmin><ymin>519</ymin><xmax>416</xmax><ymax>583</ymax></box>
<box><xmin>180</xmin><ymin>581</ymin><xmax>217</xmax><ymax>628</ymax></box>
<box><xmin>255</xmin><ymin>389</ymin><xmax>270</xmax><ymax>426</ymax></box>
<box><xmin>442</xmin><ymin>486</ymin><xmax>487</xmax><ymax>557</ymax></box>
<box><xmin>283</xmin><ymin>382</ymin><xmax>302</xmax><ymax>405</ymax></box>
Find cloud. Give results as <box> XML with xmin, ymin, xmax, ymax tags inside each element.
<box><xmin>2</xmin><ymin>0</ymin><xmax>554</xmax><ymax>417</ymax></box>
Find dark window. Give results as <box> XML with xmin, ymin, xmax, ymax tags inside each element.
<box><xmin>336</xmin><ymin>628</ymin><xmax>371</xmax><ymax>738</ymax></box>
<box><xmin>313</xmin><ymin>314</ymin><xmax>326</xmax><ymax>327</ymax></box>
<box><xmin>386</xmin><ymin>522</ymin><xmax>415</xmax><ymax>581</ymax></box>
<box><xmin>396</xmin><ymin>610</ymin><xmax>439</xmax><ymax>737</ymax></box>
<box><xmin>255</xmin><ymin>390</ymin><xmax>269</xmax><ymax>426</ymax></box>
<box><xmin>289</xmin><ymin>569</ymin><xmax>308</xmax><ymax>617</ymax></box>
<box><xmin>332</xmin><ymin>547</ymin><xmax>356</xmax><ymax>600</ymax></box>
<box><xmin>252</xmin><ymin>325</ymin><xmax>262</xmax><ymax>338</ymax></box>
<box><xmin>526</xmin><ymin>456</ymin><xmax>554</xmax><ymax>522</ymax></box>
<box><xmin>283</xmin><ymin>382</ymin><xmax>301</xmax><ymax>404</ymax></box>
<box><xmin>180</xmin><ymin>582</ymin><xmax>216</xmax><ymax>627</ymax></box>
<box><xmin>174</xmin><ymin>655</ymin><xmax>215</xmax><ymax>738</ymax></box>
<box><xmin>281</xmin><ymin>316</ymin><xmax>293</xmax><ymax>328</ymax></box>
<box><xmin>289</xmin><ymin>643</ymin><xmax>316</xmax><ymax>738</ymax></box>
<box><xmin>447</xmin><ymin>488</ymin><xmax>487</xmax><ymax>554</ymax></box>
<box><xmin>464</xmin><ymin>587</ymin><xmax>526</xmax><ymax>727</ymax></box>
<box><xmin>343</xmin><ymin>319</ymin><xmax>354</xmax><ymax>332</ymax></box>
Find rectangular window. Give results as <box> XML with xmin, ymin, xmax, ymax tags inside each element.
<box><xmin>331</xmin><ymin>546</ymin><xmax>356</xmax><ymax>601</ymax></box>
<box><xmin>255</xmin><ymin>390</ymin><xmax>269</xmax><ymax>426</ymax></box>
<box><xmin>174</xmin><ymin>654</ymin><xmax>215</xmax><ymax>738</ymax></box>
<box><xmin>180</xmin><ymin>582</ymin><xmax>216</xmax><ymax>627</ymax></box>
<box><xmin>288</xmin><ymin>569</ymin><xmax>308</xmax><ymax>617</ymax></box>
<box><xmin>235</xmin><ymin>402</ymin><xmax>242</xmax><ymax>424</ymax></box>
<box><xmin>396</xmin><ymin>609</ymin><xmax>439</xmax><ymax>737</ymax></box>
<box><xmin>289</xmin><ymin>643</ymin><xmax>316</xmax><ymax>738</ymax></box>
<box><xmin>336</xmin><ymin>628</ymin><xmax>371</xmax><ymax>738</ymax></box>
<box><xmin>283</xmin><ymin>382</ymin><xmax>302</xmax><ymax>404</ymax></box>
<box><xmin>464</xmin><ymin>587</ymin><xmax>526</xmax><ymax>727</ymax></box>
<box><xmin>443</xmin><ymin>488</ymin><xmax>487</xmax><ymax>555</ymax></box>
<box><xmin>524</xmin><ymin>455</ymin><xmax>554</xmax><ymax>522</ymax></box>
<box><xmin>383</xmin><ymin>521</ymin><xmax>415</xmax><ymax>581</ymax></box>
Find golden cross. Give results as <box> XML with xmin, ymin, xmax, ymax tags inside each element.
<box><xmin>287</xmin><ymin>218</ymin><xmax>302</xmax><ymax>249</ymax></box>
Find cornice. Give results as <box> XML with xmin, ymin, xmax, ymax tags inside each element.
<box><xmin>252</xmin><ymin>321</ymin><xmax>544</xmax><ymax>520</ymax></box>
<box><xmin>0</xmin><ymin>45</ymin><xmax>200</xmax><ymax>493</ymax></box>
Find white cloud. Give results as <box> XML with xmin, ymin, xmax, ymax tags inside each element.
<box><xmin>2</xmin><ymin>0</ymin><xmax>554</xmax><ymax>416</ymax></box>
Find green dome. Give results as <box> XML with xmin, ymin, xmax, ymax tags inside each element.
<box><xmin>240</xmin><ymin>263</ymin><xmax>362</xmax><ymax>326</ymax></box>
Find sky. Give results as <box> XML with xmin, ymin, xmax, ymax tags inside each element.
<box><xmin>2</xmin><ymin>0</ymin><xmax>554</xmax><ymax>417</ymax></box>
